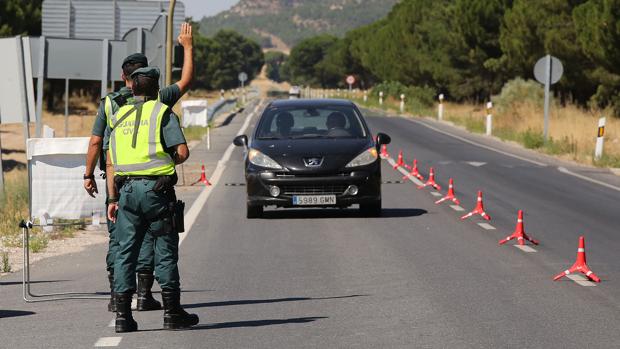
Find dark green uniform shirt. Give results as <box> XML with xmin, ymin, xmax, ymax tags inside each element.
<box><xmin>102</xmin><ymin>98</ymin><xmax>186</xmax><ymax>155</ymax></box>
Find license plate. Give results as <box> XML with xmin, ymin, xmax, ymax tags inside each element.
<box><xmin>292</xmin><ymin>195</ymin><xmax>336</xmax><ymax>206</ymax></box>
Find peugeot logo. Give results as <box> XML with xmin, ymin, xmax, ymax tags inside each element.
<box><xmin>304</xmin><ymin>157</ymin><xmax>324</xmax><ymax>167</ymax></box>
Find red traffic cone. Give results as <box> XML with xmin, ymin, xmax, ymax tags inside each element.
<box><xmin>553</xmin><ymin>236</ymin><xmax>601</xmax><ymax>282</ymax></box>
<box><xmin>380</xmin><ymin>144</ymin><xmax>389</xmax><ymax>158</ymax></box>
<box><xmin>191</xmin><ymin>165</ymin><xmax>212</xmax><ymax>186</ymax></box>
<box><xmin>499</xmin><ymin>210</ymin><xmax>539</xmax><ymax>246</ymax></box>
<box><xmin>418</xmin><ymin>167</ymin><xmax>441</xmax><ymax>190</ymax></box>
<box><xmin>403</xmin><ymin>159</ymin><xmax>424</xmax><ymax>181</ymax></box>
<box><xmin>435</xmin><ymin>178</ymin><xmax>460</xmax><ymax>205</ymax></box>
<box><xmin>460</xmin><ymin>190</ymin><xmax>491</xmax><ymax>221</ymax></box>
<box><xmin>393</xmin><ymin>150</ymin><xmax>405</xmax><ymax>169</ymax></box>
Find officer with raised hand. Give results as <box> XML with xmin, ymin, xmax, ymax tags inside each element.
<box><xmin>105</xmin><ymin>66</ymin><xmax>198</xmax><ymax>332</ymax></box>
<box><xmin>83</xmin><ymin>22</ymin><xmax>194</xmax><ymax>313</ymax></box>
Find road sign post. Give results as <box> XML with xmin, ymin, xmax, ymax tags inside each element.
<box><xmin>400</xmin><ymin>94</ymin><xmax>405</xmax><ymax>113</ymax></box>
<box><xmin>595</xmin><ymin>117</ymin><xmax>606</xmax><ymax>160</ymax></box>
<box><xmin>534</xmin><ymin>55</ymin><xmax>563</xmax><ymax>142</ymax></box>
<box><xmin>238</xmin><ymin>72</ymin><xmax>248</xmax><ymax>104</ymax></box>
<box><xmin>486</xmin><ymin>101</ymin><xmax>493</xmax><ymax>136</ymax></box>
<box><xmin>346</xmin><ymin>75</ymin><xmax>355</xmax><ymax>93</ymax></box>
<box><xmin>438</xmin><ymin>94</ymin><xmax>444</xmax><ymax>121</ymax></box>
<box><xmin>379</xmin><ymin>91</ymin><xmax>384</xmax><ymax>106</ymax></box>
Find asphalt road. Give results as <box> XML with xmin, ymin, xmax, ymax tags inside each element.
<box><xmin>2</xmin><ymin>100</ymin><xmax>620</xmax><ymax>348</ymax></box>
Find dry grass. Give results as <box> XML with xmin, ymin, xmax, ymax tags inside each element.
<box><xmin>443</xmin><ymin>101</ymin><xmax>620</xmax><ymax>166</ymax></box>
<box><xmin>315</xmin><ymin>88</ymin><xmax>620</xmax><ymax>168</ymax></box>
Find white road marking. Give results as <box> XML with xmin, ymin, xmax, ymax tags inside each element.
<box><xmin>477</xmin><ymin>223</ymin><xmax>496</xmax><ymax>230</ymax></box>
<box><xmin>430</xmin><ymin>191</ymin><xmax>442</xmax><ymax>197</ymax></box>
<box><xmin>566</xmin><ymin>274</ymin><xmax>597</xmax><ymax>287</ymax></box>
<box><xmin>94</xmin><ymin>337</ymin><xmax>122</xmax><ymax>347</ymax></box>
<box><xmin>107</xmin><ymin>319</ymin><xmax>115</xmax><ymax>327</ymax></box>
<box><xmin>514</xmin><ymin>245</ymin><xmax>537</xmax><ymax>253</ymax></box>
<box><xmin>558</xmin><ymin>167</ymin><xmax>620</xmax><ymax>192</ymax></box>
<box><xmin>179</xmin><ymin>101</ymin><xmax>263</xmax><ymax>246</ymax></box>
<box><xmin>450</xmin><ymin>205</ymin><xmax>465</xmax><ymax>211</ymax></box>
<box><xmin>467</xmin><ymin>161</ymin><xmax>487</xmax><ymax>167</ymax></box>
<box><xmin>410</xmin><ymin>119</ymin><xmax>547</xmax><ymax>167</ymax></box>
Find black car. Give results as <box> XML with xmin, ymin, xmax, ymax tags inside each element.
<box><xmin>233</xmin><ymin>99</ymin><xmax>391</xmax><ymax>218</ymax></box>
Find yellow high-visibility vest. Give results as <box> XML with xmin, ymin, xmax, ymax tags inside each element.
<box><xmin>108</xmin><ymin>100</ymin><xmax>175</xmax><ymax>176</ymax></box>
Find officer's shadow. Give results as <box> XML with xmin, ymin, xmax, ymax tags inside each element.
<box><xmin>137</xmin><ymin>316</ymin><xmax>327</xmax><ymax>332</ymax></box>
<box><xmin>188</xmin><ymin>316</ymin><xmax>328</xmax><ymax>330</ymax></box>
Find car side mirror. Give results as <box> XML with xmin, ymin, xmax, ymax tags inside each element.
<box><xmin>233</xmin><ymin>135</ymin><xmax>248</xmax><ymax>147</ymax></box>
<box><xmin>376</xmin><ymin>132</ymin><xmax>391</xmax><ymax>145</ymax></box>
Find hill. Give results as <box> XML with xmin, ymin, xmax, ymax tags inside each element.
<box><xmin>199</xmin><ymin>0</ymin><xmax>399</xmax><ymax>52</ymax></box>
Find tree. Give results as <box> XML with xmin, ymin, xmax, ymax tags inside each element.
<box><xmin>0</xmin><ymin>0</ymin><xmax>42</xmax><ymax>37</ymax></box>
<box><xmin>264</xmin><ymin>51</ymin><xmax>288</xmax><ymax>82</ymax></box>
<box><xmin>192</xmin><ymin>30</ymin><xmax>264</xmax><ymax>90</ymax></box>
<box><xmin>573</xmin><ymin>0</ymin><xmax>620</xmax><ymax>112</ymax></box>
<box><xmin>287</xmin><ymin>35</ymin><xmax>339</xmax><ymax>86</ymax></box>
<box><xmin>497</xmin><ymin>0</ymin><xmax>595</xmax><ymax>103</ymax></box>
<box><xmin>449</xmin><ymin>0</ymin><xmax>513</xmax><ymax>101</ymax></box>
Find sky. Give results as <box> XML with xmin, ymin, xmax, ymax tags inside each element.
<box><xmin>181</xmin><ymin>0</ymin><xmax>240</xmax><ymax>19</ymax></box>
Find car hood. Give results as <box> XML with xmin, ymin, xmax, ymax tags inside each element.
<box><xmin>251</xmin><ymin>138</ymin><xmax>372</xmax><ymax>173</ymax></box>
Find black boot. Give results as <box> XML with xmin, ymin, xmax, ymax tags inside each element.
<box><xmin>137</xmin><ymin>272</ymin><xmax>162</xmax><ymax>311</ymax></box>
<box><xmin>107</xmin><ymin>271</ymin><xmax>116</xmax><ymax>312</ymax></box>
<box><xmin>161</xmin><ymin>289</ymin><xmax>199</xmax><ymax>330</ymax></box>
<box><xmin>115</xmin><ymin>292</ymin><xmax>138</xmax><ymax>333</ymax></box>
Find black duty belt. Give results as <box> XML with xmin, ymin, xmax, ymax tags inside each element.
<box><xmin>122</xmin><ymin>175</ymin><xmax>160</xmax><ymax>181</ymax></box>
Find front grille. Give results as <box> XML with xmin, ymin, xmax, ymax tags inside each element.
<box><xmin>275</xmin><ymin>172</ymin><xmax>350</xmax><ymax>178</ymax></box>
<box><xmin>281</xmin><ymin>184</ymin><xmax>349</xmax><ymax>195</ymax></box>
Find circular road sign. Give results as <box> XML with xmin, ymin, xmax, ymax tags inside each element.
<box><xmin>238</xmin><ymin>72</ymin><xmax>248</xmax><ymax>83</ymax></box>
<box><xmin>534</xmin><ymin>55</ymin><xmax>563</xmax><ymax>85</ymax></box>
<box><xmin>346</xmin><ymin>75</ymin><xmax>355</xmax><ymax>85</ymax></box>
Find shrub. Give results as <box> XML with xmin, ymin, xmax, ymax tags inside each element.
<box><xmin>492</xmin><ymin>78</ymin><xmax>545</xmax><ymax>113</ymax></box>
<box><xmin>29</xmin><ymin>233</ymin><xmax>49</xmax><ymax>253</ymax></box>
<box><xmin>521</xmin><ymin>129</ymin><xmax>545</xmax><ymax>149</ymax></box>
<box><xmin>370</xmin><ymin>81</ymin><xmax>435</xmax><ymax>110</ymax></box>
<box><xmin>1</xmin><ymin>251</ymin><xmax>10</xmax><ymax>273</ymax></box>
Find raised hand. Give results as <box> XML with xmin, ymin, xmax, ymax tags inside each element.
<box><xmin>177</xmin><ymin>22</ymin><xmax>193</xmax><ymax>49</ymax></box>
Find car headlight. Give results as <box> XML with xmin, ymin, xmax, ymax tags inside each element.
<box><xmin>248</xmin><ymin>149</ymin><xmax>283</xmax><ymax>170</ymax></box>
<box><xmin>345</xmin><ymin>147</ymin><xmax>378</xmax><ymax>168</ymax></box>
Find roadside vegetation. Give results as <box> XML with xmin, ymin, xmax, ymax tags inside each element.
<box><xmin>327</xmin><ymin>79</ymin><xmax>620</xmax><ymax>168</ymax></box>
<box><xmin>280</xmin><ymin>0</ymin><xmax>620</xmax><ymax>169</ymax></box>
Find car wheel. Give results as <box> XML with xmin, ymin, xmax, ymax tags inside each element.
<box><xmin>246</xmin><ymin>203</ymin><xmax>263</xmax><ymax>219</ymax></box>
<box><xmin>360</xmin><ymin>200</ymin><xmax>382</xmax><ymax>217</ymax></box>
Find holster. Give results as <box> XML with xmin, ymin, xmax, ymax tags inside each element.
<box><xmin>153</xmin><ymin>173</ymin><xmax>178</xmax><ymax>192</ymax></box>
<box><xmin>169</xmin><ymin>200</ymin><xmax>185</xmax><ymax>233</ymax></box>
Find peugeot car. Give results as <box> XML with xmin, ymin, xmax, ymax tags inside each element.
<box><xmin>233</xmin><ymin>99</ymin><xmax>391</xmax><ymax>218</ymax></box>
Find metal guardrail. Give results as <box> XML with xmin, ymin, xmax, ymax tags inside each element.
<box><xmin>208</xmin><ymin>98</ymin><xmax>237</xmax><ymax>123</ymax></box>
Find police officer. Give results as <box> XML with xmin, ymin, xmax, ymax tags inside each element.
<box><xmin>105</xmin><ymin>66</ymin><xmax>198</xmax><ymax>332</ymax></box>
<box><xmin>84</xmin><ymin>23</ymin><xmax>194</xmax><ymax>312</ymax></box>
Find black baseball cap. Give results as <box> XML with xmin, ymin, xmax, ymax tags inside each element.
<box><xmin>122</xmin><ymin>53</ymin><xmax>148</xmax><ymax>68</ymax></box>
<box><xmin>130</xmin><ymin>66</ymin><xmax>160</xmax><ymax>80</ymax></box>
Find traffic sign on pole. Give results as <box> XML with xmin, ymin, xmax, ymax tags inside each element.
<box><xmin>238</xmin><ymin>72</ymin><xmax>248</xmax><ymax>104</ymax></box>
<box><xmin>238</xmin><ymin>72</ymin><xmax>248</xmax><ymax>83</ymax></box>
<box><xmin>346</xmin><ymin>75</ymin><xmax>355</xmax><ymax>92</ymax></box>
<box><xmin>534</xmin><ymin>55</ymin><xmax>563</xmax><ymax>141</ymax></box>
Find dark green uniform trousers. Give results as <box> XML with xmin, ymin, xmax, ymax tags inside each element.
<box><xmin>113</xmin><ymin>179</ymin><xmax>180</xmax><ymax>293</ymax></box>
<box><xmin>106</xmin><ymin>206</ymin><xmax>156</xmax><ymax>273</ymax></box>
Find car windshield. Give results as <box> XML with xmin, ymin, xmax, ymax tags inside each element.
<box><xmin>256</xmin><ymin>105</ymin><xmax>367</xmax><ymax>140</ymax></box>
